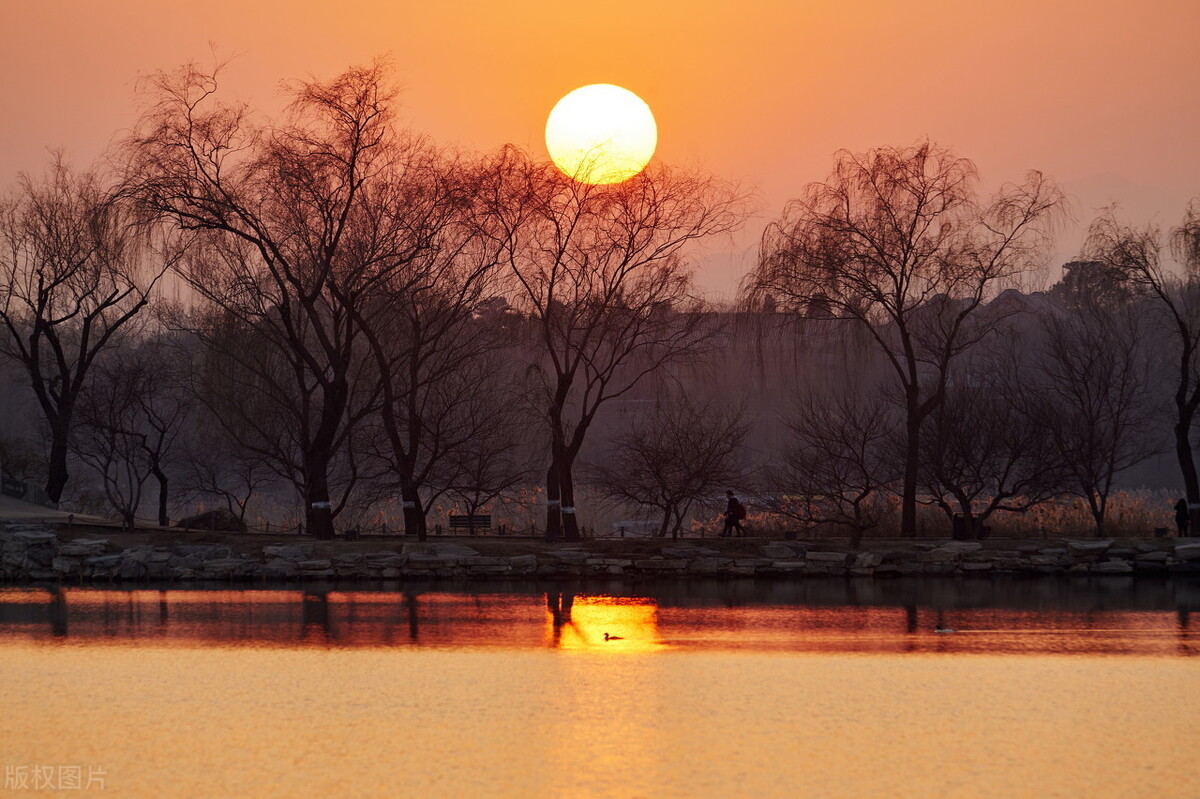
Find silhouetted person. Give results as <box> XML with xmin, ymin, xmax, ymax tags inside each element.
<box><xmin>721</xmin><ymin>490</ymin><xmax>745</xmax><ymax>537</ymax></box>
<box><xmin>1175</xmin><ymin>498</ymin><xmax>1189</xmax><ymax>537</ymax></box>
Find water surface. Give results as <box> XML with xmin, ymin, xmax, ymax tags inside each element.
<box><xmin>1</xmin><ymin>581</ymin><xmax>1197</xmax><ymax>797</ymax></box>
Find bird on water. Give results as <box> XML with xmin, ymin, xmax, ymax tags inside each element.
<box><xmin>935</xmin><ymin>625</ymin><xmax>956</xmax><ymax>634</ymax></box>
<box><xmin>604</xmin><ymin>632</ymin><xmax>624</xmax><ymax>641</ymax></box>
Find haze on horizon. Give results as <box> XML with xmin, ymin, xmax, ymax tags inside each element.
<box><xmin>2</xmin><ymin>0</ymin><xmax>1198</xmax><ymax>296</ymax></box>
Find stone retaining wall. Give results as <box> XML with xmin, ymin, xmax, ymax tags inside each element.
<box><xmin>4</xmin><ymin>523</ymin><xmax>1200</xmax><ymax>583</ymax></box>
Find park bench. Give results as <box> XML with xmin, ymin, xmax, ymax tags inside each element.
<box><xmin>448</xmin><ymin>514</ymin><xmax>492</xmax><ymax>535</ymax></box>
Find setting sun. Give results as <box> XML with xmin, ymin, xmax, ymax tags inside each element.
<box><xmin>545</xmin><ymin>84</ymin><xmax>657</xmax><ymax>185</ymax></box>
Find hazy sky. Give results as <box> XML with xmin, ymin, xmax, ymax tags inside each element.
<box><xmin>3</xmin><ymin>0</ymin><xmax>1197</xmax><ymax>296</ymax></box>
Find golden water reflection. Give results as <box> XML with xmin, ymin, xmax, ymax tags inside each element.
<box><xmin>2</xmin><ymin>587</ymin><xmax>1199</xmax><ymax>797</ymax></box>
<box><xmin>0</xmin><ymin>587</ymin><xmax>1196</xmax><ymax>656</ymax></box>
<box><xmin>545</xmin><ymin>593</ymin><xmax>664</xmax><ymax>652</ymax></box>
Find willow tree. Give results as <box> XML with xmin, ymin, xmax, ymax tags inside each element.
<box><xmin>1083</xmin><ymin>202</ymin><xmax>1200</xmax><ymax>504</ymax></box>
<box><xmin>127</xmin><ymin>61</ymin><xmax>433</xmax><ymax>538</ymax></box>
<box><xmin>752</xmin><ymin>142</ymin><xmax>1064</xmax><ymax>537</ymax></box>
<box><xmin>484</xmin><ymin>148</ymin><xmax>744</xmax><ymax>540</ymax></box>
<box><xmin>0</xmin><ymin>158</ymin><xmax>170</xmax><ymax>504</ymax></box>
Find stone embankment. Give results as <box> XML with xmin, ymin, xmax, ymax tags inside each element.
<box><xmin>5</xmin><ymin>522</ymin><xmax>1200</xmax><ymax>583</ymax></box>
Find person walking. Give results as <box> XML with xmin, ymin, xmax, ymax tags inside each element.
<box><xmin>1175</xmin><ymin>497</ymin><xmax>1190</xmax><ymax>537</ymax></box>
<box><xmin>721</xmin><ymin>490</ymin><xmax>746</xmax><ymax>538</ymax></box>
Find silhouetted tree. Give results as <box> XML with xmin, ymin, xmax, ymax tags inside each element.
<box><xmin>437</xmin><ymin>366</ymin><xmax>537</xmax><ymax>527</ymax></box>
<box><xmin>587</xmin><ymin>394</ymin><xmax>749</xmax><ymax>539</ymax></box>
<box><xmin>0</xmin><ymin>157</ymin><xmax>170</xmax><ymax>503</ymax></box>
<box><xmin>1024</xmin><ymin>301</ymin><xmax>1162</xmax><ymax>536</ymax></box>
<box><xmin>1083</xmin><ymin>202</ymin><xmax>1200</xmax><ymax>504</ymax></box>
<box><xmin>753</xmin><ymin>141</ymin><xmax>1064</xmax><ymax>536</ymax></box>
<box><xmin>484</xmin><ymin>148</ymin><xmax>744</xmax><ymax>540</ymax></box>
<box><xmin>180</xmin><ymin>306</ymin><xmax>378</xmax><ymax>530</ymax></box>
<box><xmin>129</xmin><ymin>60</ymin><xmax>425</xmax><ymax>538</ymax></box>
<box><xmin>73</xmin><ymin>359</ymin><xmax>152</xmax><ymax>528</ymax></box>
<box><xmin>919</xmin><ymin>371</ymin><xmax>1065</xmax><ymax>538</ymax></box>
<box><xmin>347</xmin><ymin>157</ymin><xmax>515</xmax><ymax>540</ymax></box>
<box><xmin>767</xmin><ymin>392</ymin><xmax>899</xmax><ymax>548</ymax></box>
<box><xmin>126</xmin><ymin>336</ymin><xmax>192</xmax><ymax>526</ymax></box>
<box><xmin>179</xmin><ymin>415</ymin><xmax>278</xmax><ymax>524</ymax></box>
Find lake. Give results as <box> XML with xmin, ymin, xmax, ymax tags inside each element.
<box><xmin>1</xmin><ymin>578</ymin><xmax>1197</xmax><ymax>797</ymax></box>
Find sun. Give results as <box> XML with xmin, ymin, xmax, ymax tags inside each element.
<box><xmin>545</xmin><ymin>84</ymin><xmax>657</xmax><ymax>185</ymax></box>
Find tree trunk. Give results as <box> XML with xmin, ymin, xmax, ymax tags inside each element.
<box><xmin>45</xmin><ymin>422</ymin><xmax>71</xmax><ymax>504</ymax></box>
<box><xmin>400</xmin><ymin>481</ymin><xmax>427</xmax><ymax>541</ymax></box>
<box><xmin>901</xmin><ymin>412</ymin><xmax>920</xmax><ymax>538</ymax></box>
<box><xmin>849</xmin><ymin>526</ymin><xmax>866</xmax><ymax>550</ymax></box>
<box><xmin>1176</xmin><ymin>409</ymin><xmax>1200</xmax><ymax>504</ymax></box>
<box><xmin>544</xmin><ymin>461</ymin><xmax>562</xmax><ymax>542</ymax></box>
<box><xmin>1089</xmin><ymin>493</ymin><xmax>1107</xmax><ymax>538</ymax></box>
<box><xmin>305</xmin><ymin>454</ymin><xmax>336</xmax><ymax>540</ymax></box>
<box><xmin>658</xmin><ymin>509</ymin><xmax>672</xmax><ymax>539</ymax></box>
<box><xmin>954</xmin><ymin>495</ymin><xmax>979</xmax><ymax>540</ymax></box>
<box><xmin>560</xmin><ymin>471</ymin><xmax>580</xmax><ymax>542</ymax></box>
<box><xmin>152</xmin><ymin>466</ymin><xmax>169</xmax><ymax>527</ymax></box>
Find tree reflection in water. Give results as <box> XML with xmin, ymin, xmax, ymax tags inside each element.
<box><xmin>546</xmin><ymin>591</ymin><xmax>575</xmax><ymax>647</ymax></box>
<box><xmin>546</xmin><ymin>595</ymin><xmax>664</xmax><ymax>652</ymax></box>
<box><xmin>0</xmin><ymin>580</ymin><xmax>1195</xmax><ymax>656</ymax></box>
<box><xmin>302</xmin><ymin>590</ymin><xmax>331</xmax><ymax>643</ymax></box>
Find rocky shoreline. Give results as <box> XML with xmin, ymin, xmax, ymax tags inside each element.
<box><xmin>4</xmin><ymin>522</ymin><xmax>1200</xmax><ymax>584</ymax></box>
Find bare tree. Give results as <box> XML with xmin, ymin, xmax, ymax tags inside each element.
<box><xmin>766</xmin><ymin>393</ymin><xmax>899</xmax><ymax>548</ymax></box>
<box><xmin>918</xmin><ymin>372</ymin><xmax>1065</xmax><ymax>538</ymax></box>
<box><xmin>179</xmin><ymin>305</ymin><xmax>378</xmax><ymax>531</ymax></box>
<box><xmin>73</xmin><ymin>359</ymin><xmax>152</xmax><ymax>528</ymax></box>
<box><xmin>587</xmin><ymin>394</ymin><xmax>749</xmax><ymax>539</ymax></box>
<box><xmin>439</xmin><ymin>384</ymin><xmax>536</xmax><ymax>525</ymax></box>
<box><xmin>752</xmin><ymin>141</ymin><xmax>1064</xmax><ymax>536</ymax></box>
<box><xmin>1024</xmin><ymin>301</ymin><xmax>1163</xmax><ymax>536</ymax></box>
<box><xmin>484</xmin><ymin>148</ymin><xmax>744</xmax><ymax>540</ymax></box>
<box><xmin>1083</xmin><ymin>202</ymin><xmax>1200</xmax><ymax>504</ymax></box>
<box><xmin>119</xmin><ymin>335</ymin><xmax>193</xmax><ymax>525</ymax></box>
<box><xmin>128</xmin><ymin>60</ymin><xmax>430</xmax><ymax>538</ymax></box>
<box><xmin>179</xmin><ymin>415</ymin><xmax>279</xmax><ymax>524</ymax></box>
<box><xmin>347</xmin><ymin>157</ymin><xmax>515</xmax><ymax>540</ymax></box>
<box><xmin>0</xmin><ymin>157</ymin><xmax>169</xmax><ymax>503</ymax></box>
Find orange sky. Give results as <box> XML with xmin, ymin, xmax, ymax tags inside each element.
<box><xmin>3</xmin><ymin>0</ymin><xmax>1198</xmax><ymax>296</ymax></box>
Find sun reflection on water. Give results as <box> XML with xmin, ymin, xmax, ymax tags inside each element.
<box><xmin>1</xmin><ymin>586</ymin><xmax>1198</xmax><ymax>796</ymax></box>
<box><xmin>545</xmin><ymin>593</ymin><xmax>665</xmax><ymax>652</ymax></box>
<box><xmin>0</xmin><ymin>586</ymin><xmax>1196</xmax><ymax>656</ymax></box>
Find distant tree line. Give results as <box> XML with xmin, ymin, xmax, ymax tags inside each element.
<box><xmin>0</xmin><ymin>61</ymin><xmax>1194</xmax><ymax>541</ymax></box>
